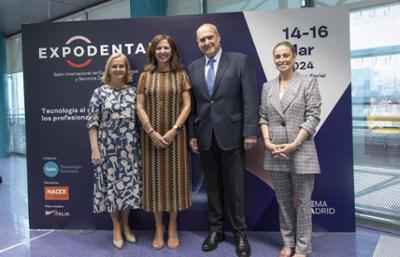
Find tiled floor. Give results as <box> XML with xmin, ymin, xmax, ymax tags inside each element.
<box><xmin>0</xmin><ymin>155</ymin><xmax>399</xmax><ymax>257</ymax></box>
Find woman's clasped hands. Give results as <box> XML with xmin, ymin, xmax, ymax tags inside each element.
<box><xmin>149</xmin><ymin>129</ymin><xmax>177</xmax><ymax>149</ymax></box>
<box><xmin>264</xmin><ymin>141</ymin><xmax>298</xmax><ymax>160</ymax></box>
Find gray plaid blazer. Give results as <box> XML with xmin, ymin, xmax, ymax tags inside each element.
<box><xmin>259</xmin><ymin>72</ymin><xmax>321</xmax><ymax>174</ymax></box>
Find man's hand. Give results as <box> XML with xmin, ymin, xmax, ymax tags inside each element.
<box><xmin>189</xmin><ymin>138</ymin><xmax>199</xmax><ymax>154</ymax></box>
<box><xmin>244</xmin><ymin>136</ymin><xmax>257</xmax><ymax>151</ymax></box>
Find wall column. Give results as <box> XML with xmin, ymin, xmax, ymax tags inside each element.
<box><xmin>0</xmin><ymin>34</ymin><xmax>10</xmax><ymax>157</ymax></box>
<box><xmin>130</xmin><ymin>0</ymin><xmax>167</xmax><ymax>17</ymax></box>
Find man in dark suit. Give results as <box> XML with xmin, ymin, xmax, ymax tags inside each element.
<box><xmin>187</xmin><ymin>23</ymin><xmax>259</xmax><ymax>257</ymax></box>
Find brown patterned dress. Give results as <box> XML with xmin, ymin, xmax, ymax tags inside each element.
<box><xmin>137</xmin><ymin>70</ymin><xmax>191</xmax><ymax>212</ymax></box>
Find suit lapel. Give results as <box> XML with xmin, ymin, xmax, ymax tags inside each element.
<box><xmin>196</xmin><ymin>58</ymin><xmax>210</xmax><ymax>98</ymax></box>
<box><xmin>269</xmin><ymin>78</ymin><xmax>284</xmax><ymax>118</ymax></box>
<box><xmin>280</xmin><ymin>72</ymin><xmax>301</xmax><ymax>114</ymax></box>
<box><xmin>211</xmin><ymin>52</ymin><xmax>229</xmax><ymax>97</ymax></box>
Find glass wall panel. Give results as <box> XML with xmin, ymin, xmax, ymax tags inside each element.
<box><xmin>166</xmin><ymin>0</ymin><xmax>301</xmax><ymax>15</ymax></box>
<box><xmin>351</xmin><ymin>3</ymin><xmax>400</xmax><ymax>50</ymax></box>
<box><xmin>5</xmin><ymin>72</ymin><xmax>25</xmax><ymax>154</ymax></box>
<box><xmin>5</xmin><ymin>34</ymin><xmax>22</xmax><ymax>74</ymax></box>
<box><xmin>208</xmin><ymin>0</ymin><xmax>279</xmax><ymax>12</ymax></box>
<box><xmin>88</xmin><ymin>0</ymin><xmax>130</xmax><ymax>20</ymax></box>
<box><xmin>167</xmin><ymin>0</ymin><xmax>201</xmax><ymax>15</ymax></box>
<box><xmin>350</xmin><ymin>2</ymin><xmax>400</xmax><ymax>222</ymax></box>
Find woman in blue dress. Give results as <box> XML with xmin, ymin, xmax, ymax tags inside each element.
<box><xmin>87</xmin><ymin>53</ymin><xmax>141</xmax><ymax>249</ymax></box>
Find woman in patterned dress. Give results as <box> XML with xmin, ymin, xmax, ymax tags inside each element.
<box><xmin>88</xmin><ymin>53</ymin><xmax>141</xmax><ymax>249</ymax></box>
<box><xmin>136</xmin><ymin>34</ymin><xmax>191</xmax><ymax>250</ymax></box>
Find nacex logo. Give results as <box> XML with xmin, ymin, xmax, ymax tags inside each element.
<box><xmin>44</xmin><ymin>186</ymin><xmax>70</xmax><ymax>201</ymax></box>
<box><xmin>38</xmin><ymin>35</ymin><xmax>147</xmax><ymax>68</ymax></box>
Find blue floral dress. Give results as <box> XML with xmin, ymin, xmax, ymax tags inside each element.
<box><xmin>87</xmin><ymin>85</ymin><xmax>141</xmax><ymax>213</ymax></box>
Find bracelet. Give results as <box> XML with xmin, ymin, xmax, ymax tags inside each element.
<box><xmin>147</xmin><ymin>128</ymin><xmax>154</xmax><ymax>135</ymax></box>
<box><xmin>143</xmin><ymin>122</ymin><xmax>153</xmax><ymax>134</ymax></box>
<box><xmin>293</xmin><ymin>139</ymin><xmax>302</xmax><ymax>148</ymax></box>
<box><xmin>173</xmin><ymin>125</ymin><xmax>180</xmax><ymax>132</ymax></box>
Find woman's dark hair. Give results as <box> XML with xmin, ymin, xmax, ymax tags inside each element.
<box><xmin>145</xmin><ymin>34</ymin><xmax>183</xmax><ymax>73</ymax></box>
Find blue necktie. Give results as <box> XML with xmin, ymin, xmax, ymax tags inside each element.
<box><xmin>206</xmin><ymin>59</ymin><xmax>216</xmax><ymax>95</ymax></box>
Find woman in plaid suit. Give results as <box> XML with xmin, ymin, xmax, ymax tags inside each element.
<box><xmin>259</xmin><ymin>41</ymin><xmax>321</xmax><ymax>257</ymax></box>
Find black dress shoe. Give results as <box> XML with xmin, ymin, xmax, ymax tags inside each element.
<box><xmin>202</xmin><ymin>231</ymin><xmax>225</xmax><ymax>251</ymax></box>
<box><xmin>235</xmin><ymin>234</ymin><xmax>251</xmax><ymax>257</ymax></box>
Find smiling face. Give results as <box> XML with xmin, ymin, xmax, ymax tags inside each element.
<box><xmin>273</xmin><ymin>44</ymin><xmax>296</xmax><ymax>74</ymax></box>
<box><xmin>109</xmin><ymin>57</ymin><xmax>127</xmax><ymax>82</ymax></box>
<box><xmin>155</xmin><ymin>39</ymin><xmax>172</xmax><ymax>65</ymax></box>
<box><xmin>196</xmin><ymin>24</ymin><xmax>221</xmax><ymax>58</ymax></box>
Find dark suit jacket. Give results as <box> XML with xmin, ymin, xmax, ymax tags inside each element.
<box><xmin>187</xmin><ymin>51</ymin><xmax>259</xmax><ymax>151</ymax></box>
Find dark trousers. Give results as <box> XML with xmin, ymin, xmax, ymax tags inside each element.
<box><xmin>199</xmin><ymin>134</ymin><xmax>247</xmax><ymax>234</ymax></box>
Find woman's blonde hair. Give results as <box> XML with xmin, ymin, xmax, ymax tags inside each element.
<box><xmin>101</xmin><ymin>53</ymin><xmax>132</xmax><ymax>84</ymax></box>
